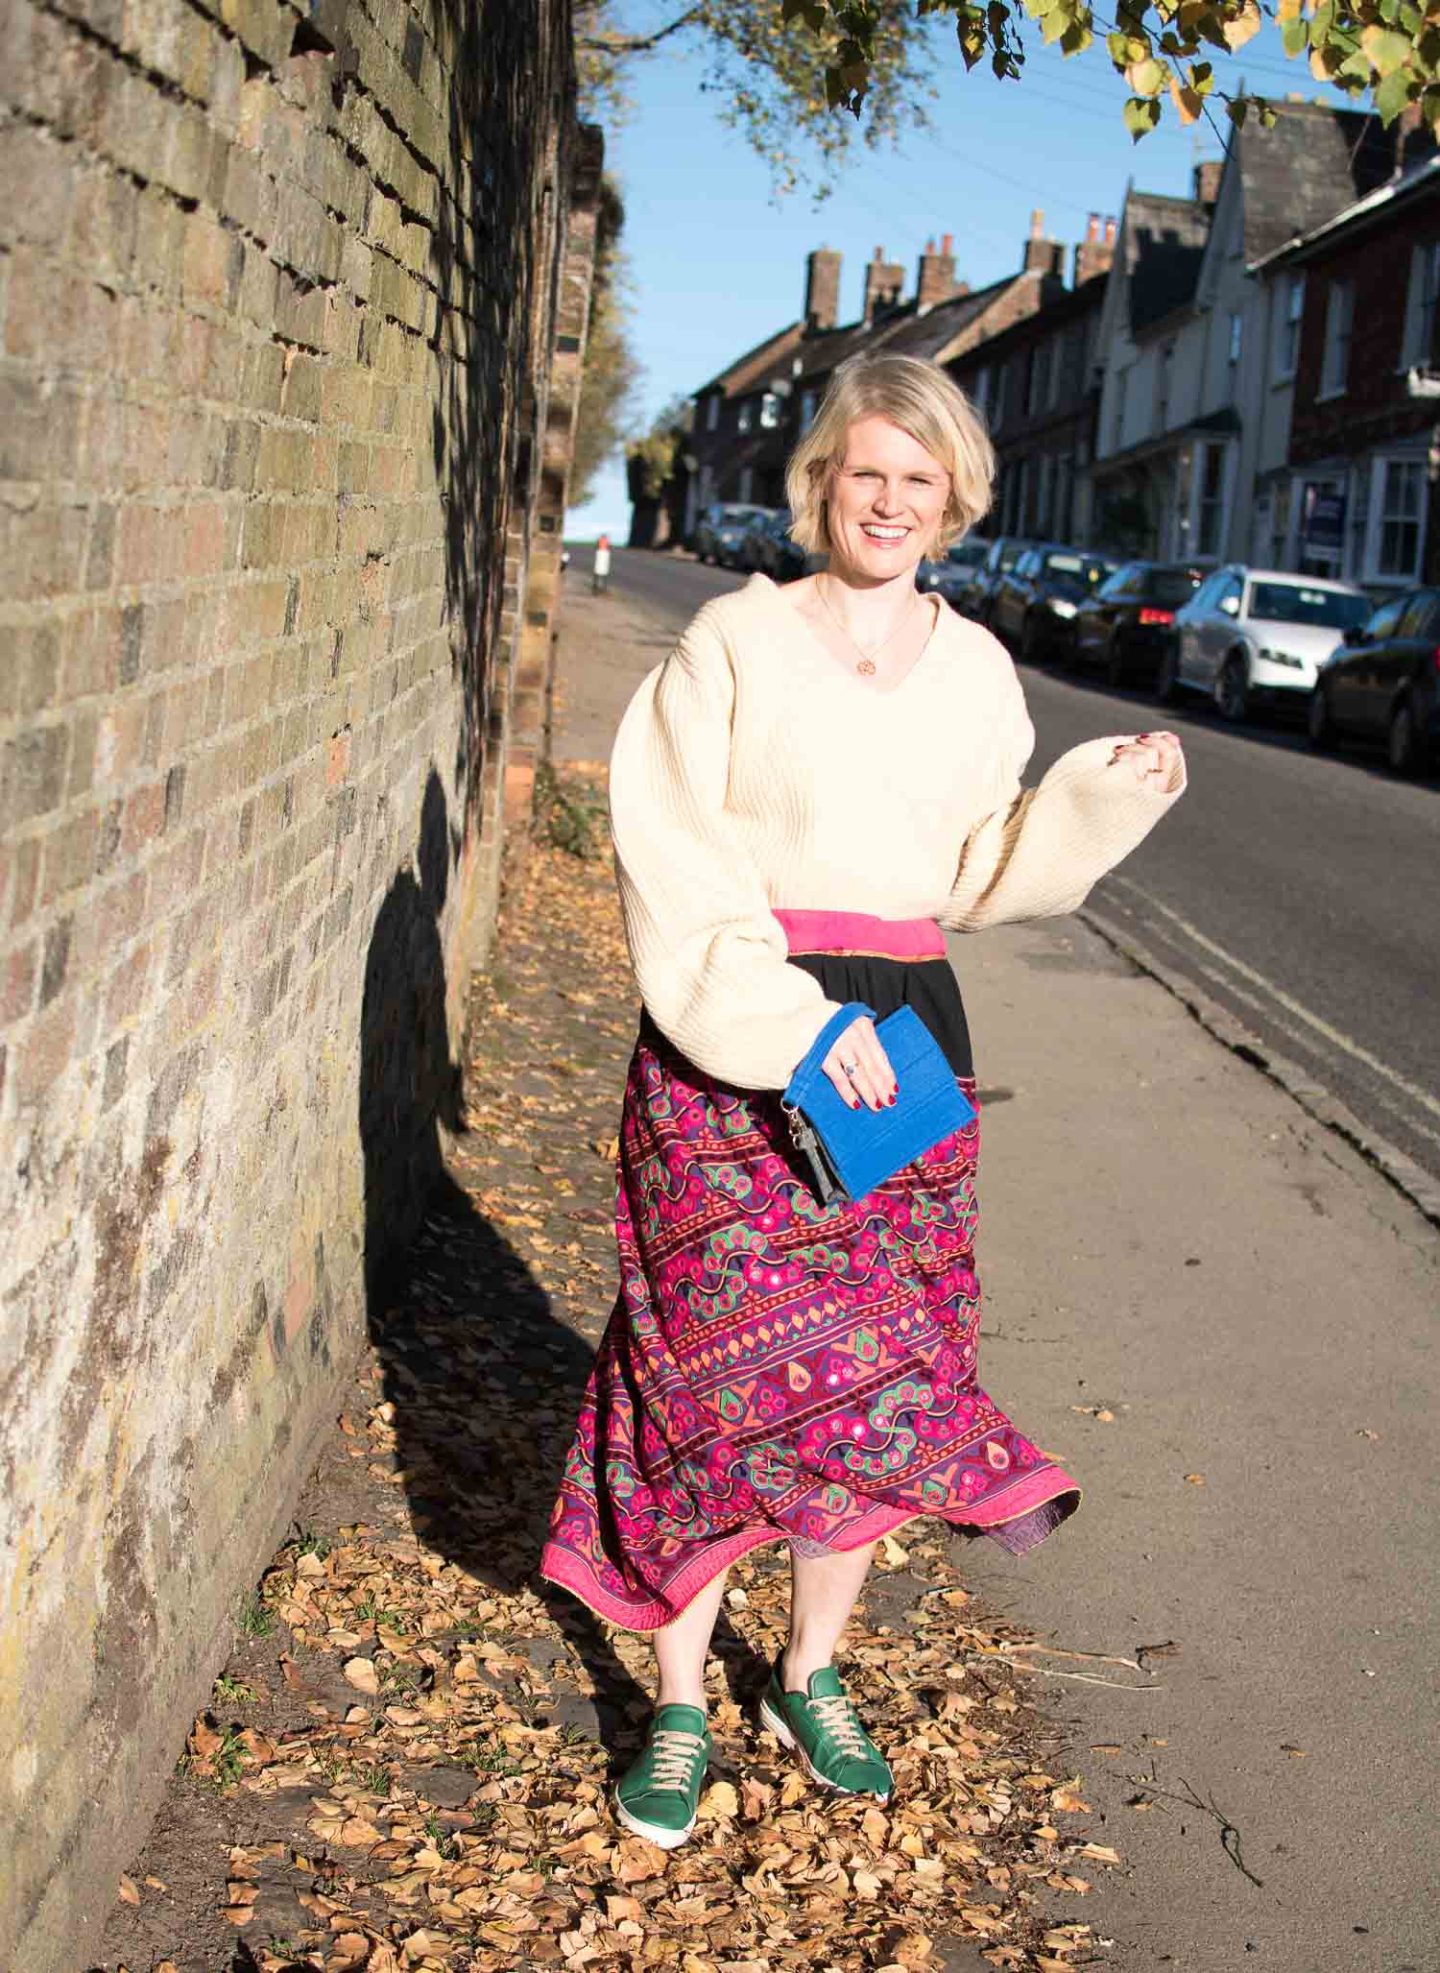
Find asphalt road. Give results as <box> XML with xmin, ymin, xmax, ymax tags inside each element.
<box><xmin>577</xmin><ymin>546</ymin><xmax>1440</xmax><ymax>1211</ymax></box>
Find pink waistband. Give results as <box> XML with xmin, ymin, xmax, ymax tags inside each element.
<box><xmin>773</xmin><ymin>909</ymin><xmax>945</xmax><ymax>961</ymax></box>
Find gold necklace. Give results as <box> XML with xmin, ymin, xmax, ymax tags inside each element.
<box><xmin>816</xmin><ymin>576</ymin><xmax>920</xmax><ymax>677</ymax></box>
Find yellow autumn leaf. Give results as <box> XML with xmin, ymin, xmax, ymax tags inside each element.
<box><xmin>697</xmin><ymin>1778</ymin><xmax>739</xmax><ymax>1820</ymax></box>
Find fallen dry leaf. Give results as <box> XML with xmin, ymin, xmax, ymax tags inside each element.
<box><xmin>343</xmin><ymin>1656</ymin><xmax>380</xmax><ymax>1695</ymax></box>
<box><xmin>117</xmin><ymin>1873</ymin><xmax>140</xmax><ymax>1906</ymax></box>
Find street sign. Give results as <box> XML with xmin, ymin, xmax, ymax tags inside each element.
<box><xmin>1301</xmin><ymin>484</ymin><xmax>1347</xmax><ymax>551</ymax></box>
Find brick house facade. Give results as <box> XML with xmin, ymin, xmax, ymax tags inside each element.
<box><xmin>947</xmin><ymin>217</ymin><xmax>1114</xmax><ymax>546</ymax></box>
<box><xmin>1263</xmin><ymin>157</ymin><xmax>1440</xmax><ymax>587</ymax></box>
<box><xmin>685</xmin><ymin>219</ymin><xmax>1077</xmax><ymax>540</ymax></box>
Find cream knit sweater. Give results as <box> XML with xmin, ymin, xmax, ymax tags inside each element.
<box><xmin>610</xmin><ymin>573</ymin><xmax>1186</xmax><ymax>1090</ymax></box>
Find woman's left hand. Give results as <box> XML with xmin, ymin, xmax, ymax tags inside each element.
<box><xmin>1108</xmin><ymin>730</ymin><xmax>1183</xmax><ymax>787</ymax></box>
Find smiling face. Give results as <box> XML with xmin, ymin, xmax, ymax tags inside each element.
<box><xmin>823</xmin><ymin>415</ymin><xmax>953</xmax><ymax>585</ymax></box>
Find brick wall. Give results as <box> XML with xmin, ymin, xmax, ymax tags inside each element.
<box><xmin>1290</xmin><ymin>199</ymin><xmax>1440</xmax><ymax>464</ymax></box>
<box><xmin>0</xmin><ymin>0</ymin><xmax>595</xmax><ymax>1955</ymax></box>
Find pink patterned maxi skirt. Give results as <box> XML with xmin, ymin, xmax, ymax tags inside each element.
<box><xmin>540</xmin><ymin>969</ymin><xmax>1080</xmax><ymax>1632</ymax></box>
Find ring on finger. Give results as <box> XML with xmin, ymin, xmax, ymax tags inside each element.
<box><xmin>839</xmin><ymin>1057</ymin><xmax>859</xmax><ymax>1076</ymax></box>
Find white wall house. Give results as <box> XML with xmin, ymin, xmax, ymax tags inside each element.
<box><xmin>1092</xmin><ymin>107</ymin><xmax>1401</xmax><ymax>569</ymax></box>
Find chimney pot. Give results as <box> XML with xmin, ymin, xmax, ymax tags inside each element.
<box><xmin>1030</xmin><ymin>208</ymin><xmax>1044</xmax><ymax>237</ymax></box>
<box><xmin>941</xmin><ymin>231</ymin><xmax>953</xmax><ymax>254</ymax></box>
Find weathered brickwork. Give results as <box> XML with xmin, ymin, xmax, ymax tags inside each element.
<box><xmin>0</xmin><ymin>0</ymin><xmax>596</xmax><ymax>1954</ymax></box>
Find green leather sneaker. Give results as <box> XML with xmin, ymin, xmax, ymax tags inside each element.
<box><xmin>613</xmin><ymin>1703</ymin><xmax>712</xmax><ymax>1848</ymax></box>
<box><xmin>758</xmin><ymin>1660</ymin><xmax>893</xmax><ymax>1801</ymax></box>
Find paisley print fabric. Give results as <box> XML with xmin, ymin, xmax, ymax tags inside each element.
<box><xmin>540</xmin><ymin>1026</ymin><xmax>1079</xmax><ymax>1632</ymax></box>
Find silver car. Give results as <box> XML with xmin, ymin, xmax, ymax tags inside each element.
<box><xmin>1157</xmin><ymin>565</ymin><xmax>1371</xmax><ymax>722</ymax></box>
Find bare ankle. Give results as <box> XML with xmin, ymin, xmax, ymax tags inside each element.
<box><xmin>655</xmin><ymin>1684</ymin><xmax>707</xmax><ymax>1714</ymax></box>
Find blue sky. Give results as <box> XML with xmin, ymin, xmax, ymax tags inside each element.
<box><xmin>569</xmin><ymin>14</ymin><xmax>1346</xmax><ymax>537</ymax></box>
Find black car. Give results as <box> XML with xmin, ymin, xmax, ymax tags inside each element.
<box><xmin>734</xmin><ymin>507</ymin><xmax>782</xmax><ymax>573</ymax></box>
<box><xmin>956</xmin><ymin>535</ymin><xmax>1038</xmax><ymax>624</ymax></box>
<box><xmin>1307</xmin><ymin>585</ymin><xmax>1440</xmax><ymax>774</ymax></box>
<box><xmin>990</xmin><ymin>544</ymin><xmax>1117</xmax><ymax>660</ymax></box>
<box><xmin>741</xmin><ymin>507</ymin><xmax>806</xmax><ymax>582</ymax></box>
<box><xmin>916</xmin><ymin>537</ymin><xmax>989</xmax><ymax>609</ymax></box>
<box><xmin>1067</xmin><ymin>560</ymin><xmax>1206</xmax><ymax>685</ymax></box>
<box><xmin>694</xmin><ymin>502</ymin><xmax>769</xmax><ymax>568</ymax></box>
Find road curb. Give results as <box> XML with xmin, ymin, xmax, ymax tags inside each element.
<box><xmin>1080</xmin><ymin>903</ymin><xmax>1440</xmax><ymax>1233</ymax></box>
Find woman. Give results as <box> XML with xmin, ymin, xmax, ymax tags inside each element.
<box><xmin>540</xmin><ymin>353</ymin><xmax>1185</xmax><ymax>1848</ymax></box>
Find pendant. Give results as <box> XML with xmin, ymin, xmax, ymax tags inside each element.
<box><xmin>856</xmin><ymin>658</ymin><xmax>877</xmax><ymax>677</ymax></box>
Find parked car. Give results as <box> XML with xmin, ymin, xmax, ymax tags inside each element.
<box><xmin>694</xmin><ymin>502</ymin><xmax>769</xmax><ymax>568</ymax></box>
<box><xmin>956</xmin><ymin>535</ymin><xmax>1038</xmax><ymax>623</ymax></box>
<box><xmin>991</xmin><ymin>544</ymin><xmax>1118</xmax><ymax>660</ymax></box>
<box><xmin>1307</xmin><ymin>586</ymin><xmax>1440</xmax><ymax>773</ymax></box>
<box><xmin>734</xmin><ymin>507</ymin><xmax>782</xmax><ymax>573</ymax></box>
<box><xmin>1066</xmin><ymin>560</ymin><xmax>1206</xmax><ymax>685</ymax></box>
<box><xmin>1158</xmin><ymin>565</ymin><xmax>1371</xmax><ymax>721</ymax></box>
<box><xmin>916</xmin><ymin>537</ymin><xmax>989</xmax><ymax>608</ymax></box>
<box><xmin>744</xmin><ymin>507</ymin><xmax>807</xmax><ymax>582</ymax></box>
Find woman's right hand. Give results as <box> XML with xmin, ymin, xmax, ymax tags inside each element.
<box><xmin>822</xmin><ymin>1015</ymin><xmax>897</xmax><ymax>1111</ymax></box>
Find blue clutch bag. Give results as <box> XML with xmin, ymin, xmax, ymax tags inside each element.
<box><xmin>781</xmin><ymin>1000</ymin><xmax>977</xmax><ymax>1206</ymax></box>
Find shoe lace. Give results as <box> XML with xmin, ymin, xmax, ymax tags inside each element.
<box><xmin>649</xmin><ymin>1727</ymin><xmax>705</xmax><ymax>1788</ymax></box>
<box><xmin>809</xmin><ymin>1693</ymin><xmax>869</xmax><ymax>1758</ymax></box>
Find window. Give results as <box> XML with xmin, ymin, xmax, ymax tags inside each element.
<box><xmin>1228</xmin><ymin>310</ymin><xmax>1243</xmax><ymax>367</ymax></box>
<box><xmin>1266</xmin><ymin>480</ymin><xmax>1290</xmax><ymax>567</ymax></box>
<box><xmin>705</xmin><ymin>395</ymin><xmax>720</xmax><ymax>432</ymax></box>
<box><xmin>1274</xmin><ymin>273</ymin><xmax>1305</xmax><ymax>380</ymax></box>
<box><xmin>1400</xmin><ymin>242</ymin><xmax>1440</xmax><ymax>370</ymax></box>
<box><xmin>1049</xmin><ymin>333</ymin><xmax>1066</xmax><ymax>410</ymax></box>
<box><xmin>1155</xmin><ymin>344</ymin><xmax>1173</xmax><ymax>433</ymax></box>
<box><xmin>1028</xmin><ymin>342</ymin><xmax>1051</xmax><ymax>416</ymax></box>
<box><xmin>759</xmin><ymin>391</ymin><xmax>780</xmax><ymax>429</ymax></box>
<box><xmin>1371</xmin><ymin>457</ymin><xmax>1425</xmax><ymax>580</ymax></box>
<box><xmin>1196</xmin><ymin>443</ymin><xmax>1227</xmax><ymax>558</ymax></box>
<box><xmin>738</xmin><ymin>465</ymin><xmax>754</xmax><ymax>503</ymax></box>
<box><xmin>737</xmin><ymin>398</ymin><xmax>754</xmax><ymax>435</ymax></box>
<box><xmin>993</xmin><ymin>362</ymin><xmax>1009</xmax><ymax>430</ymax></box>
<box><xmin>1054</xmin><ymin>452</ymin><xmax>1072</xmax><ymax>537</ymax></box>
<box><xmin>1112</xmin><ymin>367</ymin><xmax>1127</xmax><ymax>451</ymax></box>
<box><xmin>1246</xmin><ymin>580</ymin><xmax>1368</xmax><ymax>630</ymax></box>
<box><xmin>971</xmin><ymin>366</ymin><xmax>991</xmax><ymax>418</ymax></box>
<box><xmin>799</xmin><ymin>389</ymin><xmax>818</xmax><ymax>431</ymax></box>
<box><xmin>1320</xmin><ymin>279</ymin><xmax>1353</xmax><ymax>397</ymax></box>
<box><xmin>1098</xmin><ymin>563</ymin><xmax>1143</xmax><ymax>601</ymax></box>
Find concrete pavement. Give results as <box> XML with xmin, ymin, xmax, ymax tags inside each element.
<box><xmin>556</xmin><ymin>558</ymin><xmax>1440</xmax><ymax>1973</ymax></box>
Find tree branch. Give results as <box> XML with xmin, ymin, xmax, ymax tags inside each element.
<box><xmin>579</xmin><ymin>6</ymin><xmax>703</xmax><ymax>53</ymax></box>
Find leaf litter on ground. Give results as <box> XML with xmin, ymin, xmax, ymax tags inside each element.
<box><xmin>97</xmin><ymin>768</ymin><xmax>1115</xmax><ymax>1973</ymax></box>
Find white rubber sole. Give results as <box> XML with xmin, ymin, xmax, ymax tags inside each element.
<box><xmin>613</xmin><ymin>1794</ymin><xmax>698</xmax><ymax>1849</ymax></box>
<box><xmin>757</xmin><ymin>1696</ymin><xmax>892</xmax><ymax>1802</ymax></box>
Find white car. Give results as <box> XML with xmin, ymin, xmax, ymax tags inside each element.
<box><xmin>1156</xmin><ymin>565</ymin><xmax>1371</xmax><ymax>722</ymax></box>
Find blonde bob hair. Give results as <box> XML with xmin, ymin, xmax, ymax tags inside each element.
<box><xmin>785</xmin><ymin>352</ymin><xmax>995</xmax><ymax>558</ymax></box>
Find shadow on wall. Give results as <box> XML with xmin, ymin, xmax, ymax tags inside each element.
<box><xmin>429</xmin><ymin>0</ymin><xmax>560</xmax><ymax>841</ymax></box>
<box><xmin>357</xmin><ymin>770</ymin><xmax>651</xmax><ymax>1751</ymax></box>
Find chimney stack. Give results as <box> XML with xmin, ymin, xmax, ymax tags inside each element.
<box><xmin>1022</xmin><ymin>209</ymin><xmax>1065</xmax><ymax>281</ymax></box>
<box><xmin>916</xmin><ymin>232</ymin><xmax>960</xmax><ymax>310</ymax></box>
<box><xmin>804</xmin><ymin>246</ymin><xmax>842</xmax><ymax>332</ymax></box>
<box><xmin>1073</xmin><ymin>211</ymin><xmax>1117</xmax><ymax>288</ymax></box>
<box><xmin>1193</xmin><ymin>160</ymin><xmax>1223</xmax><ymax>207</ymax></box>
<box><xmin>863</xmin><ymin>246</ymin><xmax>905</xmax><ymax>325</ymax></box>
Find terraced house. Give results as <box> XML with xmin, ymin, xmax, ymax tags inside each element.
<box><xmin>684</xmin><ymin>106</ymin><xmax>1438</xmax><ymax>583</ymax></box>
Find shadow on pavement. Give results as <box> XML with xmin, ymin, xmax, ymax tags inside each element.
<box><xmin>357</xmin><ymin>770</ymin><xmax>654</xmax><ymax>1757</ymax></box>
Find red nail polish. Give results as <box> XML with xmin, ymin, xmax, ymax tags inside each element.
<box><xmin>887</xmin><ymin>1093</ymin><xmax>896</xmax><ymax>1106</ymax></box>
